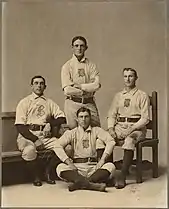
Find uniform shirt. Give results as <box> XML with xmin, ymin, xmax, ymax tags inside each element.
<box><xmin>61</xmin><ymin>55</ymin><xmax>101</xmax><ymax>98</ymax></box>
<box><xmin>15</xmin><ymin>93</ymin><xmax>65</xmax><ymax>126</ymax></box>
<box><xmin>108</xmin><ymin>88</ymin><xmax>150</xmax><ymax>129</ymax></box>
<box><xmin>54</xmin><ymin>126</ymin><xmax>115</xmax><ymax>162</ymax></box>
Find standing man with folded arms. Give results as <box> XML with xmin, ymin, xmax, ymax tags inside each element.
<box><xmin>61</xmin><ymin>36</ymin><xmax>101</xmax><ymax>129</ymax></box>
<box><xmin>107</xmin><ymin>68</ymin><xmax>150</xmax><ymax>189</ymax></box>
<box><xmin>15</xmin><ymin>75</ymin><xmax>67</xmax><ymax>186</ymax></box>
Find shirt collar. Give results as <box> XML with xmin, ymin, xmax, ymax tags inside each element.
<box><xmin>78</xmin><ymin>125</ymin><xmax>92</xmax><ymax>132</ymax></box>
<box><xmin>72</xmin><ymin>54</ymin><xmax>87</xmax><ymax>63</ymax></box>
<box><xmin>31</xmin><ymin>92</ymin><xmax>46</xmax><ymax>100</ymax></box>
<box><xmin>122</xmin><ymin>87</ymin><xmax>138</xmax><ymax>96</ymax></box>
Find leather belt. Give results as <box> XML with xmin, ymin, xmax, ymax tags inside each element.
<box><xmin>29</xmin><ymin>124</ymin><xmax>45</xmax><ymax>131</ymax></box>
<box><xmin>73</xmin><ymin>157</ymin><xmax>97</xmax><ymax>163</ymax></box>
<box><xmin>66</xmin><ymin>96</ymin><xmax>94</xmax><ymax>104</ymax></box>
<box><xmin>117</xmin><ymin>117</ymin><xmax>140</xmax><ymax>123</ymax></box>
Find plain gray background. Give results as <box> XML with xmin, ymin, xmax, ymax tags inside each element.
<box><xmin>1</xmin><ymin>0</ymin><xmax>167</xmax><ymax>166</ymax></box>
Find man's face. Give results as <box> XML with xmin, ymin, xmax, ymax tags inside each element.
<box><xmin>77</xmin><ymin>111</ymin><xmax>91</xmax><ymax>129</ymax></box>
<box><xmin>72</xmin><ymin>39</ymin><xmax>87</xmax><ymax>59</ymax></box>
<box><xmin>123</xmin><ymin>70</ymin><xmax>137</xmax><ymax>88</ymax></box>
<box><xmin>31</xmin><ymin>78</ymin><xmax>46</xmax><ymax>96</ymax></box>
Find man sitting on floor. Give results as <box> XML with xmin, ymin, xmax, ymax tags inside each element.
<box><xmin>54</xmin><ymin>107</ymin><xmax>116</xmax><ymax>192</ymax></box>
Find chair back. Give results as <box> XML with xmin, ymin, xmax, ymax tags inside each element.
<box><xmin>146</xmin><ymin>91</ymin><xmax>158</xmax><ymax>139</ymax></box>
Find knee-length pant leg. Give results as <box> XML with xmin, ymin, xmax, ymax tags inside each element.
<box><xmin>17</xmin><ymin>135</ymin><xmax>37</xmax><ymax>161</ymax></box>
<box><xmin>115</xmin><ymin>124</ymin><xmax>146</xmax><ymax>150</ymax></box>
<box><xmin>56</xmin><ymin>162</ymin><xmax>115</xmax><ymax>181</ymax></box>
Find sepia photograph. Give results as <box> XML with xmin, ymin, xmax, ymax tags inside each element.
<box><xmin>1</xmin><ymin>0</ymin><xmax>168</xmax><ymax>208</ymax></box>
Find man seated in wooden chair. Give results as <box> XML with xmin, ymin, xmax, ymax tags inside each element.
<box><xmin>15</xmin><ymin>75</ymin><xmax>68</xmax><ymax>187</ymax></box>
<box><xmin>107</xmin><ymin>68</ymin><xmax>150</xmax><ymax>189</ymax></box>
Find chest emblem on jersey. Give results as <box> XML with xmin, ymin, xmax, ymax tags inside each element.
<box><xmin>124</xmin><ymin>99</ymin><xmax>131</xmax><ymax>107</ymax></box>
<box><xmin>82</xmin><ymin>139</ymin><xmax>89</xmax><ymax>148</ymax></box>
<box><xmin>78</xmin><ymin>68</ymin><xmax>85</xmax><ymax>77</ymax></box>
<box><xmin>36</xmin><ymin>104</ymin><xmax>45</xmax><ymax>117</ymax></box>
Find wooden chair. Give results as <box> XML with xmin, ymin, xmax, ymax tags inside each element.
<box><xmin>135</xmin><ymin>91</ymin><xmax>159</xmax><ymax>183</ymax></box>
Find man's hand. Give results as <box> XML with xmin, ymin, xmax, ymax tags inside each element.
<box><xmin>95</xmin><ymin>158</ymin><xmax>105</xmax><ymax>171</ymax></box>
<box><xmin>120</xmin><ymin>127</ymin><xmax>134</xmax><ymax>138</ymax></box>
<box><xmin>108</xmin><ymin>127</ymin><xmax>117</xmax><ymax>138</ymax></box>
<box><xmin>65</xmin><ymin>158</ymin><xmax>77</xmax><ymax>170</ymax></box>
<box><xmin>34</xmin><ymin>139</ymin><xmax>45</xmax><ymax>151</ymax></box>
<box><xmin>43</xmin><ymin>123</ymin><xmax>51</xmax><ymax>138</ymax></box>
<box><xmin>74</xmin><ymin>84</ymin><xmax>82</xmax><ymax>90</ymax></box>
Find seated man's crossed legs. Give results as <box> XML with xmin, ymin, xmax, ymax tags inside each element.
<box><xmin>56</xmin><ymin>161</ymin><xmax>115</xmax><ymax>192</ymax></box>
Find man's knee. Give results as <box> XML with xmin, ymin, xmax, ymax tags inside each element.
<box><xmin>122</xmin><ymin>137</ymin><xmax>135</xmax><ymax>150</ymax></box>
<box><xmin>56</xmin><ymin>163</ymin><xmax>70</xmax><ymax>178</ymax></box>
<box><xmin>129</xmin><ymin>130</ymin><xmax>145</xmax><ymax>140</ymax></box>
<box><xmin>22</xmin><ymin>145</ymin><xmax>37</xmax><ymax>161</ymax></box>
<box><xmin>102</xmin><ymin>162</ymin><xmax>116</xmax><ymax>175</ymax></box>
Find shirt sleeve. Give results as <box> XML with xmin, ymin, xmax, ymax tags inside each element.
<box><xmin>132</xmin><ymin>92</ymin><xmax>150</xmax><ymax>130</ymax></box>
<box><xmin>53</xmin><ymin>130</ymin><xmax>73</xmax><ymax>162</ymax></box>
<box><xmin>15</xmin><ymin>99</ymin><xmax>28</xmax><ymax>125</ymax></box>
<box><xmin>140</xmin><ymin>92</ymin><xmax>150</xmax><ymax>120</ymax></box>
<box><xmin>61</xmin><ymin>63</ymin><xmax>74</xmax><ymax>90</ymax></box>
<box><xmin>81</xmin><ymin>63</ymin><xmax>101</xmax><ymax>93</ymax></box>
<box><xmin>50</xmin><ymin>100</ymin><xmax>65</xmax><ymax>119</ymax></box>
<box><xmin>107</xmin><ymin>94</ymin><xmax>119</xmax><ymax>129</ymax></box>
<box><xmin>96</xmin><ymin>127</ymin><xmax>115</xmax><ymax>155</ymax></box>
<box><xmin>64</xmin><ymin>86</ymin><xmax>83</xmax><ymax>97</ymax></box>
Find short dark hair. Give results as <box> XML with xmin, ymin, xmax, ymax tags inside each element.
<box><xmin>123</xmin><ymin>68</ymin><xmax>138</xmax><ymax>79</ymax></box>
<box><xmin>31</xmin><ymin>75</ymin><xmax>46</xmax><ymax>85</ymax></box>
<box><xmin>76</xmin><ymin>107</ymin><xmax>91</xmax><ymax>117</ymax></box>
<box><xmin>71</xmin><ymin>36</ymin><xmax>87</xmax><ymax>47</ymax></box>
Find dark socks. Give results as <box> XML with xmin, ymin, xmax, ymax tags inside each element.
<box><xmin>121</xmin><ymin>149</ymin><xmax>134</xmax><ymax>178</ymax></box>
<box><xmin>115</xmin><ymin>149</ymin><xmax>134</xmax><ymax>189</ymax></box>
<box><xmin>88</xmin><ymin>169</ymin><xmax>110</xmax><ymax>183</ymax></box>
<box><xmin>26</xmin><ymin>159</ymin><xmax>42</xmax><ymax>186</ymax></box>
<box><xmin>60</xmin><ymin>170</ymin><xmax>106</xmax><ymax>192</ymax></box>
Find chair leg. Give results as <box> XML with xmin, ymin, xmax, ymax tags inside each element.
<box><xmin>136</xmin><ymin>143</ymin><xmax>143</xmax><ymax>183</ymax></box>
<box><xmin>152</xmin><ymin>143</ymin><xmax>158</xmax><ymax>178</ymax></box>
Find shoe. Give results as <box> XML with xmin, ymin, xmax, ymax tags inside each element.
<box><xmin>87</xmin><ymin>182</ymin><xmax>107</xmax><ymax>192</ymax></box>
<box><xmin>45</xmin><ymin>173</ymin><xmax>56</xmax><ymax>185</ymax></box>
<box><xmin>115</xmin><ymin>175</ymin><xmax>126</xmax><ymax>189</ymax></box>
<box><xmin>106</xmin><ymin>177</ymin><xmax>115</xmax><ymax>187</ymax></box>
<box><xmin>68</xmin><ymin>182</ymin><xmax>81</xmax><ymax>192</ymax></box>
<box><xmin>68</xmin><ymin>182</ymin><xmax>106</xmax><ymax>192</ymax></box>
<box><xmin>33</xmin><ymin>178</ymin><xmax>42</xmax><ymax>187</ymax></box>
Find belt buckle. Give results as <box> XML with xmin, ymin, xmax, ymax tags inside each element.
<box><xmin>88</xmin><ymin>157</ymin><xmax>96</xmax><ymax>165</ymax></box>
<box><xmin>39</xmin><ymin>125</ymin><xmax>43</xmax><ymax>131</ymax></box>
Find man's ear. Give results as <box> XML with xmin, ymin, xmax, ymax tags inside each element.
<box><xmin>85</xmin><ymin>45</ymin><xmax>88</xmax><ymax>51</ymax></box>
